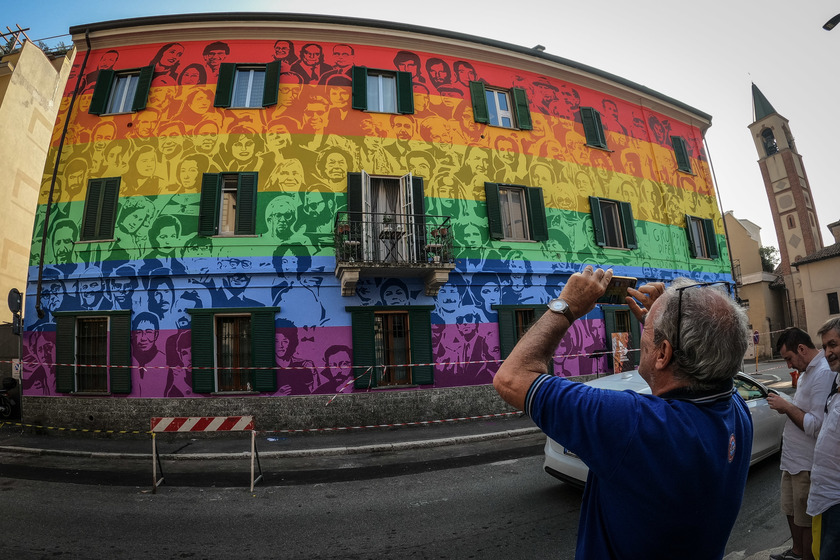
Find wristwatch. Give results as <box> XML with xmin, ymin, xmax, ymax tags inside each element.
<box><xmin>547</xmin><ymin>297</ymin><xmax>575</xmax><ymax>323</ymax></box>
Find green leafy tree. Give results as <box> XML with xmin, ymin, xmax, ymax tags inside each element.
<box><xmin>759</xmin><ymin>246</ymin><xmax>779</xmax><ymax>273</ymax></box>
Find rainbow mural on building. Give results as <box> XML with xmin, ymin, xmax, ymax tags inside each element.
<box><xmin>23</xmin><ymin>22</ymin><xmax>730</xmax><ymax>404</ymax></box>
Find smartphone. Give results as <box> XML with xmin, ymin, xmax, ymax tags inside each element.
<box><xmin>597</xmin><ymin>276</ymin><xmax>637</xmax><ymax>305</ymax></box>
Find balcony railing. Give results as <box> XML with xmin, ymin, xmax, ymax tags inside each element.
<box><xmin>335</xmin><ymin>212</ymin><xmax>453</xmax><ymax>266</ymax></box>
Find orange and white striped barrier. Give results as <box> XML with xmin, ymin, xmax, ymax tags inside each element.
<box><xmin>150</xmin><ymin>415</ymin><xmax>262</xmax><ymax>493</ymax></box>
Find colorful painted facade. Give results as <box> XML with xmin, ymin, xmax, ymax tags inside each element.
<box><xmin>23</xmin><ymin>14</ymin><xmax>730</xmax><ymax>428</ymax></box>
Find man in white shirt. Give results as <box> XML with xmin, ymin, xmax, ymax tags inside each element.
<box><xmin>809</xmin><ymin>318</ymin><xmax>840</xmax><ymax>559</ymax></box>
<box><xmin>768</xmin><ymin>328</ymin><xmax>835</xmax><ymax>560</ymax></box>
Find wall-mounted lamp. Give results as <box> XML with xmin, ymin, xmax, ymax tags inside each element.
<box><xmin>824</xmin><ymin>14</ymin><xmax>840</xmax><ymax>30</ymax></box>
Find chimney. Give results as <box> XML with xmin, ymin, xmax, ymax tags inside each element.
<box><xmin>829</xmin><ymin>220</ymin><xmax>840</xmax><ymax>245</ymax></box>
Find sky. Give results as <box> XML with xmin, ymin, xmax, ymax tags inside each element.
<box><xmin>5</xmin><ymin>0</ymin><xmax>840</xmax><ymax>251</ymax></box>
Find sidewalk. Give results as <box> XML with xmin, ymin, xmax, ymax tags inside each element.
<box><xmin>0</xmin><ymin>412</ymin><xmax>543</xmax><ymax>461</ymax></box>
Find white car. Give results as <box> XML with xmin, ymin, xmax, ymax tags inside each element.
<box><xmin>544</xmin><ymin>371</ymin><xmax>791</xmax><ymax>486</ymax></box>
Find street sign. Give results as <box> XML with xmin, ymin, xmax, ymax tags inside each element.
<box><xmin>753</xmin><ymin>330</ymin><xmax>760</xmax><ymax>344</ymax></box>
<box><xmin>7</xmin><ymin>288</ymin><xmax>21</xmax><ymax>314</ymax></box>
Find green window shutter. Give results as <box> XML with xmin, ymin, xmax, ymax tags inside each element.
<box><xmin>198</xmin><ymin>173</ymin><xmax>221</xmax><ymax>236</ymax></box>
<box><xmin>497</xmin><ymin>308</ymin><xmax>516</xmax><ymax>359</ymax></box>
<box><xmin>685</xmin><ymin>214</ymin><xmax>698</xmax><ymax>258</ymax></box>
<box><xmin>97</xmin><ymin>177</ymin><xmax>120</xmax><ymax>239</ymax></box>
<box><xmin>469</xmin><ymin>81</ymin><xmax>489</xmax><ymax>124</ymax></box>
<box><xmin>511</xmin><ymin>87</ymin><xmax>532</xmax><ymax>130</ymax></box>
<box><xmin>81</xmin><ymin>179</ymin><xmax>104</xmax><ymax>241</ymax></box>
<box><xmin>251</xmin><ymin>309</ymin><xmax>277</xmax><ymax>392</ymax></box>
<box><xmin>214</xmin><ymin>63</ymin><xmax>236</xmax><ymax>108</ymax></box>
<box><xmin>131</xmin><ymin>66</ymin><xmax>154</xmax><ymax>112</ymax></box>
<box><xmin>89</xmin><ymin>69</ymin><xmax>115</xmax><ymax>115</ymax></box>
<box><xmin>619</xmin><ymin>201</ymin><xmax>637</xmax><ymax>249</ymax></box>
<box><xmin>347</xmin><ymin>172</ymin><xmax>363</xmax><ymax>225</ymax></box>
<box><xmin>352</xmin><ymin>309</ymin><xmax>376</xmax><ymax>389</ymax></box>
<box><xmin>191</xmin><ymin>313</ymin><xmax>215</xmax><ymax>393</ymax></box>
<box><xmin>589</xmin><ymin>196</ymin><xmax>606</xmax><ymax>247</ymax></box>
<box><xmin>262</xmin><ymin>61</ymin><xmax>281</xmax><ymax>107</ymax></box>
<box><xmin>672</xmin><ymin>136</ymin><xmax>692</xmax><ymax>173</ymax></box>
<box><xmin>526</xmin><ymin>186</ymin><xmax>548</xmax><ymax>241</ymax></box>
<box><xmin>581</xmin><ymin>107</ymin><xmax>607</xmax><ymax>149</ymax></box>
<box><xmin>55</xmin><ymin>315</ymin><xmax>76</xmax><ymax>393</ymax></box>
<box><xmin>703</xmin><ymin>218</ymin><xmax>719</xmax><ymax>259</ymax></box>
<box><xmin>409</xmin><ymin>309</ymin><xmax>434</xmax><ymax>385</ymax></box>
<box><xmin>484</xmin><ymin>182</ymin><xmax>504</xmax><ymax>240</ymax></box>
<box><xmin>109</xmin><ymin>313</ymin><xmax>132</xmax><ymax>394</ymax></box>
<box><xmin>396</xmin><ymin>70</ymin><xmax>414</xmax><ymax>114</ymax></box>
<box><xmin>412</xmin><ymin>176</ymin><xmax>427</xmax><ymax>256</ymax></box>
<box><xmin>351</xmin><ymin>66</ymin><xmax>368</xmax><ymax>110</ymax></box>
<box><xmin>234</xmin><ymin>172</ymin><xmax>258</xmax><ymax>235</ymax></box>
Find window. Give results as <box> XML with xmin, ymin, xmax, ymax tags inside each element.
<box><xmin>351</xmin><ymin>66</ymin><xmax>414</xmax><ymax>114</ymax></box>
<box><xmin>214</xmin><ymin>62</ymin><xmax>281</xmax><ymax>108</ymax></box>
<box><xmin>580</xmin><ymin>107</ymin><xmax>608</xmax><ymax>149</ymax></box>
<box><xmin>55</xmin><ymin>311</ymin><xmax>131</xmax><ymax>394</ymax></box>
<box><xmin>495</xmin><ymin>305</ymin><xmax>552</xmax><ymax>374</ymax></box>
<box><xmin>671</xmin><ymin>136</ymin><xmax>693</xmax><ymax>173</ymax></box>
<box><xmin>469</xmin><ymin>81</ymin><xmax>532</xmax><ymax>130</ymax></box>
<box><xmin>189</xmin><ymin>308</ymin><xmax>278</xmax><ymax>393</ymax></box>
<box><xmin>81</xmin><ymin>178</ymin><xmax>121</xmax><ymax>241</ymax></box>
<box><xmin>829</xmin><ymin>292</ymin><xmax>840</xmax><ymax>316</ymax></box>
<box><xmin>485</xmin><ymin>183</ymin><xmax>548</xmax><ymax>242</ymax></box>
<box><xmin>350</xmin><ymin>305</ymin><xmax>433</xmax><ymax>388</ymax></box>
<box><xmin>603</xmin><ymin>305</ymin><xmax>640</xmax><ymax>372</ymax></box>
<box><xmin>198</xmin><ymin>172</ymin><xmax>258</xmax><ymax>236</ymax></box>
<box><xmin>684</xmin><ymin>214</ymin><xmax>719</xmax><ymax>259</ymax></box>
<box><xmin>346</xmin><ymin>172</ymin><xmax>426</xmax><ymax>262</ymax></box>
<box><xmin>89</xmin><ymin>67</ymin><xmax>153</xmax><ymax>115</ymax></box>
<box><xmin>589</xmin><ymin>197</ymin><xmax>637</xmax><ymax>249</ymax></box>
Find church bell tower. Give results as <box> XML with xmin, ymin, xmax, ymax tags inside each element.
<box><xmin>748</xmin><ymin>83</ymin><xmax>824</xmax><ymax>327</ymax></box>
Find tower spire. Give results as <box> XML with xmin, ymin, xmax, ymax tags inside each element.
<box><xmin>751</xmin><ymin>83</ymin><xmax>777</xmax><ymax>122</ymax></box>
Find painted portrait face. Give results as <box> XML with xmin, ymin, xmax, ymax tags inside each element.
<box><xmin>383</xmin><ymin>284</ymin><xmax>408</xmax><ymax>306</ymax></box>
<box><xmin>329</xmin><ymin>86</ymin><xmax>350</xmax><ymax>109</ymax></box>
<box><xmin>273</xmin><ymin>42</ymin><xmax>291</xmax><ymax>59</ymax></box>
<box><xmin>67</xmin><ymin>169</ymin><xmax>86</xmax><ymax>195</ymax></box>
<box><xmin>155</xmin><ymin>225</ymin><xmax>178</xmax><ymax>253</ymax></box>
<box><xmin>268</xmin><ymin>198</ymin><xmax>297</xmax><ymax>236</ymax></box>
<box><xmin>190</xmin><ymin>90</ymin><xmax>213</xmax><ymax>113</ymax></box>
<box><xmin>275</xmin><ymin>332</ymin><xmax>291</xmax><ymax>360</ymax></box>
<box><xmin>135</xmin><ymin>113</ymin><xmax>157</xmax><ymax>137</ymax></box>
<box><xmin>480</xmin><ymin>282</ymin><xmax>501</xmax><ymax>309</ymax></box>
<box><xmin>159</xmin><ymin>45</ymin><xmax>184</xmax><ymax>68</ymax></box>
<box><xmin>53</xmin><ymin>226</ymin><xmax>75</xmax><ymax>262</ymax></box>
<box><xmin>122</xmin><ymin>206</ymin><xmax>148</xmax><ymax>234</ymax></box>
<box><xmin>429</xmin><ymin>63</ymin><xmax>449</xmax><ymax>86</ymax></box>
<box><xmin>204</xmin><ymin>49</ymin><xmax>227</xmax><ymax>70</ymax></box>
<box><xmin>274</xmin><ymin>161</ymin><xmax>304</xmax><ymax>189</ymax></box>
<box><xmin>195</xmin><ymin>123</ymin><xmax>219</xmax><ymax>152</ymax></box>
<box><xmin>532</xmin><ymin>165</ymin><xmax>552</xmax><ymax>189</ymax></box>
<box><xmin>180</xmin><ymin>66</ymin><xmax>202</xmax><ymax>85</ymax></box>
<box><xmin>464</xmin><ymin>225</ymin><xmax>482</xmax><ymax>246</ymax></box>
<box><xmin>397</xmin><ymin>59</ymin><xmax>418</xmax><ymax>76</ymax></box>
<box><xmin>266</xmin><ymin>125</ymin><xmax>292</xmax><ymax>151</ymax></box>
<box><xmin>160</xmin><ymin>127</ymin><xmax>183</xmax><ymax>156</ymax></box>
<box><xmin>456</xmin><ymin>65</ymin><xmax>476</xmax><ymax>84</ymax></box>
<box><xmin>328</xmin><ymin>350</ymin><xmax>352</xmax><ymax>378</ymax></box>
<box><xmin>98</xmin><ymin>52</ymin><xmax>119</xmax><ymax>70</ymax></box>
<box><xmin>110</xmin><ymin>277</ymin><xmax>135</xmax><ymax>306</ymax></box>
<box><xmin>324</xmin><ymin>153</ymin><xmax>348</xmax><ymax>181</ymax></box>
<box><xmin>332</xmin><ymin>46</ymin><xmax>353</xmax><ymax>67</ymax></box>
<box><xmin>438</xmin><ymin>285</ymin><xmax>459</xmax><ymax>313</ymax></box>
<box><xmin>301</xmin><ymin>45</ymin><xmax>322</xmax><ymax>65</ymax></box>
<box><xmin>408</xmin><ymin>156</ymin><xmax>432</xmax><ymax>178</ymax></box>
<box><xmin>231</xmin><ymin>137</ymin><xmax>256</xmax><ymax>162</ymax></box>
<box><xmin>278</xmin><ymin>83</ymin><xmax>301</xmax><ymax>107</ymax></box>
<box><xmin>92</xmin><ymin>124</ymin><xmax>117</xmax><ymax>150</ymax></box>
<box><xmin>179</xmin><ymin>159</ymin><xmax>200</xmax><ymax>187</ymax></box>
<box><xmin>174</xmin><ymin>296</ymin><xmax>198</xmax><ymax>330</ymax></box>
<box><xmin>179</xmin><ymin>346</ymin><xmax>191</xmax><ymax>368</ymax></box>
<box><xmin>136</xmin><ymin>150</ymin><xmax>157</xmax><ymax>178</ymax></box>
<box><xmin>79</xmin><ymin>278</ymin><xmax>101</xmax><ymax>307</ymax></box>
<box><xmin>304</xmin><ymin>102</ymin><xmax>329</xmax><ymax>130</ymax></box>
<box><xmin>466</xmin><ymin>150</ymin><xmax>489</xmax><ymax>175</ymax></box>
<box><xmin>304</xmin><ymin>192</ymin><xmax>327</xmax><ymax>219</ymax></box>
<box><xmin>152</xmin><ymin>285</ymin><xmax>173</xmax><ymax>314</ymax></box>
<box><xmin>43</xmin><ymin>280</ymin><xmax>64</xmax><ymax>310</ymax></box>
<box><xmin>36</xmin><ymin>337</ymin><xmax>55</xmax><ymax>364</ymax></box>
<box><xmin>393</xmin><ymin>116</ymin><xmax>413</xmax><ymax>141</ymax></box>
<box><xmin>135</xmin><ymin>320</ymin><xmax>158</xmax><ymax>352</ymax></box>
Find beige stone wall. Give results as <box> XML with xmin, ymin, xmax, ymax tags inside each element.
<box><xmin>725</xmin><ymin>213</ymin><xmax>763</xmax><ymax>276</ymax></box>
<box><xmin>0</xmin><ymin>43</ymin><xmax>74</xmax><ymax>307</ymax></box>
<box><xmin>798</xmin><ymin>257</ymin><xmax>840</xmax><ymax>341</ymax></box>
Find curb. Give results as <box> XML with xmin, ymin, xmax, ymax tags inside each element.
<box><xmin>0</xmin><ymin>427</ymin><xmax>544</xmax><ymax>461</ymax></box>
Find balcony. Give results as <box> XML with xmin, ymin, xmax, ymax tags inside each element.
<box><xmin>334</xmin><ymin>211</ymin><xmax>455</xmax><ymax>297</ymax></box>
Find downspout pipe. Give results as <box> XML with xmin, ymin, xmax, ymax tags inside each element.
<box><xmin>34</xmin><ymin>29</ymin><xmax>91</xmax><ymax>318</ymax></box>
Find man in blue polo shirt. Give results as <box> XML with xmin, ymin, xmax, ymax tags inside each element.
<box><xmin>494</xmin><ymin>267</ymin><xmax>753</xmax><ymax>559</ymax></box>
